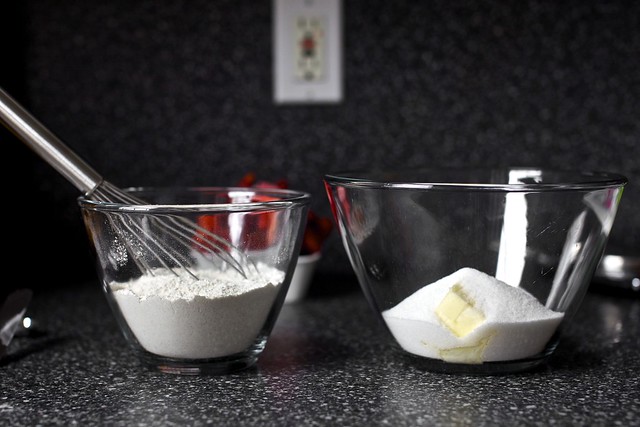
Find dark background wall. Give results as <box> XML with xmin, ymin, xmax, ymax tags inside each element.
<box><xmin>2</xmin><ymin>0</ymin><xmax>639</xmax><ymax>289</ymax></box>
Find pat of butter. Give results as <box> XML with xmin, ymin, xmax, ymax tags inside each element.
<box><xmin>438</xmin><ymin>335</ymin><xmax>493</xmax><ymax>364</ymax></box>
<box><xmin>435</xmin><ymin>283</ymin><xmax>485</xmax><ymax>337</ymax></box>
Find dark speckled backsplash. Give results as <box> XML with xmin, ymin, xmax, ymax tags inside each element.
<box><xmin>3</xmin><ymin>0</ymin><xmax>638</xmax><ymax>286</ymax></box>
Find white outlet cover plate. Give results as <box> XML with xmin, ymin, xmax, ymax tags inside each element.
<box><xmin>273</xmin><ymin>0</ymin><xmax>343</xmax><ymax>104</ymax></box>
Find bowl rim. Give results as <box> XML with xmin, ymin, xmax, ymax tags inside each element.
<box><xmin>324</xmin><ymin>167</ymin><xmax>628</xmax><ymax>192</ymax></box>
<box><xmin>77</xmin><ymin>185</ymin><xmax>312</xmax><ymax>213</ymax></box>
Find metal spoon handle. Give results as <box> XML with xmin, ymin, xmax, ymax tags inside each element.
<box><xmin>0</xmin><ymin>86</ymin><xmax>102</xmax><ymax>194</ymax></box>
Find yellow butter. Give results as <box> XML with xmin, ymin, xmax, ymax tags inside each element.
<box><xmin>438</xmin><ymin>335</ymin><xmax>493</xmax><ymax>364</ymax></box>
<box><xmin>435</xmin><ymin>283</ymin><xmax>485</xmax><ymax>337</ymax></box>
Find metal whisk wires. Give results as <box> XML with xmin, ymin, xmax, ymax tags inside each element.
<box><xmin>89</xmin><ymin>181</ymin><xmax>257</xmax><ymax>279</ymax></box>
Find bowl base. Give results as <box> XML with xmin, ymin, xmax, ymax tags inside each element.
<box><xmin>138</xmin><ymin>352</ymin><xmax>260</xmax><ymax>375</ymax></box>
<box><xmin>400</xmin><ymin>352</ymin><xmax>551</xmax><ymax>375</ymax></box>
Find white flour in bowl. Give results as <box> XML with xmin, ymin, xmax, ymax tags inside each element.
<box><xmin>109</xmin><ymin>264</ymin><xmax>284</xmax><ymax>359</ymax></box>
<box><xmin>382</xmin><ymin>267</ymin><xmax>564</xmax><ymax>363</ymax></box>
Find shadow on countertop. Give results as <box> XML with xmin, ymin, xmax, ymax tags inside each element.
<box><xmin>306</xmin><ymin>272</ymin><xmax>361</xmax><ymax>300</ymax></box>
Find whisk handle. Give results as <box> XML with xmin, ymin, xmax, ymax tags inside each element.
<box><xmin>0</xmin><ymin>87</ymin><xmax>102</xmax><ymax>194</ymax></box>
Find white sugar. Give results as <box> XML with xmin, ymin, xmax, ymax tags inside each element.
<box><xmin>110</xmin><ymin>263</ymin><xmax>284</xmax><ymax>360</ymax></box>
<box><xmin>382</xmin><ymin>267</ymin><xmax>564</xmax><ymax>363</ymax></box>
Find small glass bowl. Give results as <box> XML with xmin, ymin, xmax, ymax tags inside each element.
<box><xmin>79</xmin><ymin>186</ymin><xmax>310</xmax><ymax>375</ymax></box>
<box><xmin>325</xmin><ymin>167</ymin><xmax>627</xmax><ymax>374</ymax></box>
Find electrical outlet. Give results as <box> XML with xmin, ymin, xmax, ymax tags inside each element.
<box><xmin>294</xmin><ymin>16</ymin><xmax>325</xmax><ymax>82</ymax></box>
<box><xmin>274</xmin><ymin>0</ymin><xmax>342</xmax><ymax>104</ymax></box>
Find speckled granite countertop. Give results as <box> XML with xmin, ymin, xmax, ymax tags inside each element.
<box><xmin>1</xmin><ymin>278</ymin><xmax>639</xmax><ymax>426</ymax></box>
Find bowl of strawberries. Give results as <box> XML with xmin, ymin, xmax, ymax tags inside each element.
<box><xmin>237</xmin><ymin>173</ymin><xmax>333</xmax><ymax>303</ymax></box>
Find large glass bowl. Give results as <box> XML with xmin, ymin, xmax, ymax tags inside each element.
<box><xmin>78</xmin><ymin>186</ymin><xmax>310</xmax><ymax>375</ymax></box>
<box><xmin>324</xmin><ymin>168</ymin><xmax>627</xmax><ymax>374</ymax></box>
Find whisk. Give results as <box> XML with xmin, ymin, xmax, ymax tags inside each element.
<box><xmin>0</xmin><ymin>87</ymin><xmax>255</xmax><ymax>279</ymax></box>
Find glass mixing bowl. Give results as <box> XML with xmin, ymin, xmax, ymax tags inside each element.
<box><xmin>79</xmin><ymin>186</ymin><xmax>310</xmax><ymax>375</ymax></box>
<box><xmin>325</xmin><ymin>168</ymin><xmax>627</xmax><ymax>374</ymax></box>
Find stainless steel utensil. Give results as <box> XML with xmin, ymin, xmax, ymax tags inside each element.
<box><xmin>0</xmin><ymin>87</ymin><xmax>254</xmax><ymax>279</ymax></box>
<box><xmin>0</xmin><ymin>289</ymin><xmax>32</xmax><ymax>360</ymax></box>
<box><xmin>594</xmin><ymin>245</ymin><xmax>640</xmax><ymax>293</ymax></box>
